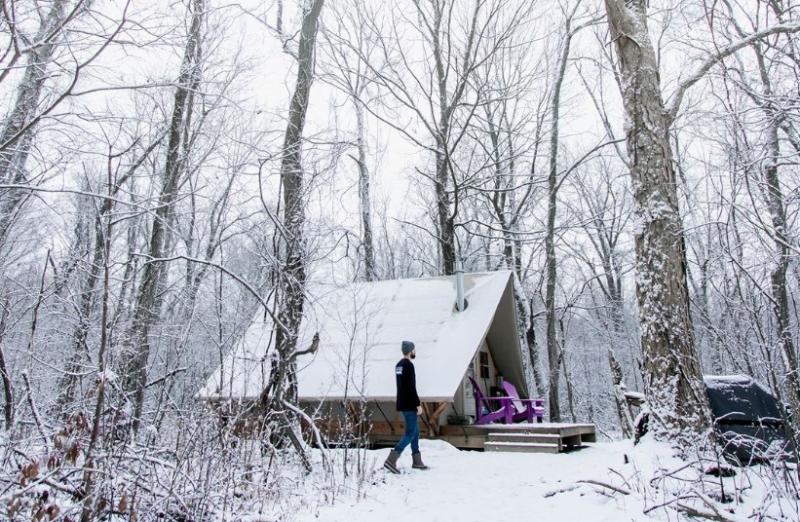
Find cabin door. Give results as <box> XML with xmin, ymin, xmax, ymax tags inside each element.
<box><xmin>463</xmin><ymin>364</ymin><xmax>476</xmax><ymax>418</ymax></box>
<box><xmin>462</xmin><ymin>338</ymin><xmax>496</xmax><ymax>419</ymax></box>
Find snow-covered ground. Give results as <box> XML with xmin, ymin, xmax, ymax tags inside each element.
<box><xmin>295</xmin><ymin>439</ymin><xmax>798</xmax><ymax>522</ymax></box>
<box><xmin>299</xmin><ymin>440</ymin><xmax>647</xmax><ymax>522</ymax></box>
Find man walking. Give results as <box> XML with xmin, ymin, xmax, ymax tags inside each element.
<box><xmin>383</xmin><ymin>340</ymin><xmax>429</xmax><ymax>473</ymax></box>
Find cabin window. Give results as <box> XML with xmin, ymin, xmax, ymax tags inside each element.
<box><xmin>479</xmin><ymin>351</ymin><xmax>490</xmax><ymax>379</ymax></box>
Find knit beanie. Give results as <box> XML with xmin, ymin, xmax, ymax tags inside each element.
<box><xmin>401</xmin><ymin>340</ymin><xmax>415</xmax><ymax>355</ymax></box>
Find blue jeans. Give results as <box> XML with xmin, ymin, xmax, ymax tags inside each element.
<box><xmin>394</xmin><ymin>410</ymin><xmax>420</xmax><ymax>455</ymax></box>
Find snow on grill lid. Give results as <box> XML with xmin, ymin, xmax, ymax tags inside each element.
<box><xmin>704</xmin><ymin>375</ymin><xmax>753</xmax><ymax>389</ymax></box>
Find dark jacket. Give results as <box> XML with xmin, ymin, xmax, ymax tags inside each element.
<box><xmin>395</xmin><ymin>358</ymin><xmax>421</xmax><ymax>411</ymax></box>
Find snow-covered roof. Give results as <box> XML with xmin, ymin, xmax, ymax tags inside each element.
<box><xmin>197</xmin><ymin>270</ymin><xmax>527</xmax><ymax>403</ymax></box>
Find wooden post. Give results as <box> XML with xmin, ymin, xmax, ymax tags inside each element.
<box><xmin>420</xmin><ymin>402</ymin><xmax>451</xmax><ymax>438</ymax></box>
<box><xmin>420</xmin><ymin>403</ymin><xmax>437</xmax><ymax>437</ymax></box>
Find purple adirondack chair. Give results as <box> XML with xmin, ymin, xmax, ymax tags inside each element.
<box><xmin>468</xmin><ymin>376</ymin><xmax>516</xmax><ymax>425</ymax></box>
<box><xmin>501</xmin><ymin>381</ymin><xmax>545</xmax><ymax>423</ymax></box>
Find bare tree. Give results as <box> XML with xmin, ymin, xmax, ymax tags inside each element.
<box><xmin>0</xmin><ymin>1</ymin><xmax>126</xmax><ymax>250</ymax></box>
<box><xmin>322</xmin><ymin>0</ymin><xmax>381</xmax><ymax>281</ymax></box>
<box><xmin>461</xmin><ymin>17</ymin><xmax>547</xmax><ymax>394</ymax></box>
<box><xmin>543</xmin><ymin>0</ymin><xmax>595</xmax><ymax>421</ymax></box>
<box><xmin>0</xmin><ymin>0</ymin><xmax>68</xmax><ymax>247</ymax></box>
<box><xmin>57</xmin><ymin>137</ymin><xmax>161</xmax><ymax>415</ymax></box>
<box><xmin>603</xmin><ymin>0</ymin><xmax>800</xmax><ymax>439</ymax></box>
<box><xmin>602</xmin><ymin>0</ymin><xmax>712</xmax><ymax>438</ymax></box>
<box><xmin>704</xmin><ymin>0</ymin><xmax>800</xmax><ymax>428</ymax></box>
<box><xmin>569</xmin><ymin>160</ymin><xmax>637</xmax><ymax>435</ymax></box>
<box><xmin>259</xmin><ymin>0</ymin><xmax>325</xmax><ymax>453</ymax></box>
<box><xmin>353</xmin><ymin>0</ymin><xmax>528</xmax><ymax>275</ymax></box>
<box><xmin>118</xmin><ymin>0</ymin><xmax>206</xmax><ymax>432</ymax></box>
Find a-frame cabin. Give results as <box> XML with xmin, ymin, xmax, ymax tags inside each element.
<box><xmin>197</xmin><ymin>270</ymin><xmax>595</xmax><ymax>451</ymax></box>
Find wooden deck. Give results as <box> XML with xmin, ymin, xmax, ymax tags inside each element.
<box><xmin>369</xmin><ymin>422</ymin><xmax>597</xmax><ymax>453</ymax></box>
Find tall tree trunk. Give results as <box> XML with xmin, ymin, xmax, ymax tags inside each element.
<box><xmin>544</xmin><ymin>25</ymin><xmax>572</xmax><ymax>422</ymax></box>
<box><xmin>0</xmin><ymin>295</ymin><xmax>13</xmax><ymax>430</ymax></box>
<box><xmin>118</xmin><ymin>0</ymin><xmax>205</xmax><ymax>431</ymax></box>
<box><xmin>763</xmin><ymin>121</ymin><xmax>800</xmax><ymax>428</ymax></box>
<box><xmin>352</xmin><ymin>99</ymin><xmax>376</xmax><ymax>281</ymax></box>
<box><xmin>57</xmin><ymin>202</ymin><xmax>108</xmax><ymax>413</ymax></box>
<box><xmin>429</xmin><ymin>1</ymin><xmax>459</xmax><ymax>276</ymax></box>
<box><xmin>604</xmin><ymin>0</ymin><xmax>711</xmax><ymax>438</ymax></box>
<box><xmin>609</xmin><ymin>349</ymin><xmax>635</xmax><ymax>437</ymax></box>
<box><xmin>79</xmin><ymin>151</ymin><xmax>115</xmax><ymax>522</ymax></box>
<box><xmin>606</xmin><ymin>0</ymin><xmax>711</xmax><ymax>439</ymax></box>
<box><xmin>525</xmin><ymin>307</ymin><xmax>546</xmax><ymax>397</ymax></box>
<box><xmin>435</xmin><ymin>144</ymin><xmax>456</xmax><ymax>275</ymax></box>
<box><xmin>0</xmin><ymin>0</ymin><xmax>66</xmax><ymax>248</ymax></box>
<box><xmin>511</xmin><ymin>275</ymin><xmax>543</xmax><ymax>396</ymax></box>
<box><xmin>264</xmin><ymin>0</ymin><xmax>325</xmax><ymax>415</ymax></box>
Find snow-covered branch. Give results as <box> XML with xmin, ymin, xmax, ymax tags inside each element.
<box><xmin>665</xmin><ymin>22</ymin><xmax>800</xmax><ymax>123</ymax></box>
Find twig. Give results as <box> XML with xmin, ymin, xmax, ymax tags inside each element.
<box><xmin>283</xmin><ymin>399</ymin><xmax>330</xmax><ymax>473</ymax></box>
<box><xmin>543</xmin><ymin>484</ymin><xmax>580</xmax><ymax>498</ymax></box>
<box><xmin>650</xmin><ymin>459</ymin><xmax>699</xmax><ymax>486</ymax></box>
<box><xmin>25</xmin><ymin>250</ymin><xmax>50</xmax><ymax>363</ymax></box>
<box><xmin>577</xmin><ymin>479</ymin><xmax>630</xmax><ymax>495</ymax></box>
<box><xmin>693</xmin><ymin>488</ymin><xmax>745</xmax><ymax>522</ymax></box>
<box><xmin>131</xmin><ymin>254</ymin><xmax>284</xmax><ymax>329</ymax></box>
<box><xmin>22</xmin><ymin>372</ymin><xmax>47</xmax><ymax>449</ymax></box>
<box><xmin>42</xmin><ymin>476</ymin><xmax>82</xmax><ymax>498</ymax></box>
<box><xmin>643</xmin><ymin>495</ymin><xmax>691</xmax><ymax>514</ymax></box>
<box><xmin>608</xmin><ymin>467</ymin><xmax>633</xmax><ymax>490</ymax></box>
<box><xmin>676</xmin><ymin>502</ymin><xmax>741</xmax><ymax>522</ymax></box>
<box><xmin>288</xmin><ymin>333</ymin><xmax>320</xmax><ymax>362</ymax></box>
<box><xmin>145</xmin><ymin>367</ymin><xmax>188</xmax><ymax>389</ymax></box>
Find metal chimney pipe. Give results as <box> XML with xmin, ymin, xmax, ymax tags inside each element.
<box><xmin>456</xmin><ymin>260</ymin><xmax>465</xmax><ymax>312</ymax></box>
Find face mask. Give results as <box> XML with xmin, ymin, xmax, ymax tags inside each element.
<box><xmin>410</xmin><ymin>353</ymin><xmax>416</xmax><ymax>359</ymax></box>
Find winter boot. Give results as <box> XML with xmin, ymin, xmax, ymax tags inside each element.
<box><xmin>412</xmin><ymin>452</ymin><xmax>429</xmax><ymax>470</ymax></box>
<box><xmin>383</xmin><ymin>450</ymin><xmax>401</xmax><ymax>474</ymax></box>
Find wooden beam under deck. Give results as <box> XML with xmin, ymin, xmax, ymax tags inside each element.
<box><xmin>371</xmin><ymin>433</ymin><xmax>486</xmax><ymax>450</ymax></box>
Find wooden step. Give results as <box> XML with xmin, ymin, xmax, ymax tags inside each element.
<box><xmin>487</xmin><ymin>432</ymin><xmax>563</xmax><ymax>447</ymax></box>
<box><xmin>481</xmin><ymin>424</ymin><xmax>595</xmax><ymax>439</ymax></box>
<box><xmin>484</xmin><ymin>441</ymin><xmax>561</xmax><ymax>454</ymax></box>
